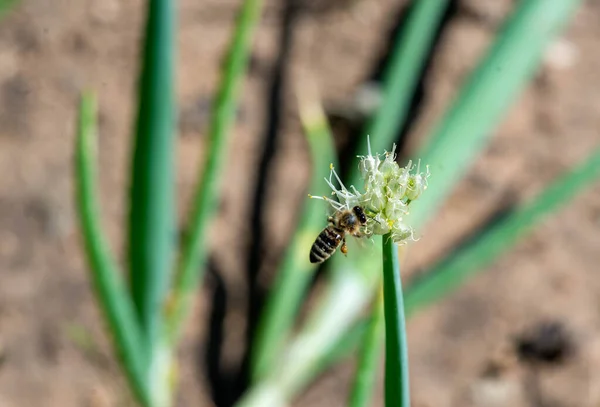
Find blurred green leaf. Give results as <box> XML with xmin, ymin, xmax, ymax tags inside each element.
<box><xmin>168</xmin><ymin>0</ymin><xmax>264</xmax><ymax>343</ymax></box>
<box><xmin>348</xmin><ymin>292</ymin><xmax>384</xmax><ymax>407</ymax></box>
<box><xmin>128</xmin><ymin>0</ymin><xmax>176</xmax><ymax>353</ymax></box>
<box><xmin>312</xmin><ymin>319</ymin><xmax>369</xmax><ymax>376</ymax></box>
<box><xmin>405</xmin><ymin>145</ymin><xmax>600</xmax><ymax>315</ymax></box>
<box><xmin>75</xmin><ymin>92</ymin><xmax>151</xmax><ymax>407</ymax></box>
<box><xmin>410</xmin><ymin>0</ymin><xmax>584</xmax><ymax>231</ymax></box>
<box><xmin>0</xmin><ymin>0</ymin><xmax>18</xmax><ymax>18</ymax></box>
<box><xmin>250</xmin><ymin>85</ymin><xmax>336</xmax><ymax>381</ymax></box>
<box><xmin>356</xmin><ymin>0</ymin><xmax>450</xmax><ymax>177</ymax></box>
<box><xmin>239</xmin><ymin>0</ymin><xmax>449</xmax><ymax>403</ymax></box>
<box><xmin>239</xmin><ymin>0</ymin><xmax>585</xmax><ymax>404</ymax></box>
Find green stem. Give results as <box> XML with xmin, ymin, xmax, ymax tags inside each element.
<box><xmin>75</xmin><ymin>93</ymin><xmax>151</xmax><ymax>407</ymax></box>
<box><xmin>167</xmin><ymin>0</ymin><xmax>264</xmax><ymax>344</ymax></box>
<box><xmin>348</xmin><ymin>290</ymin><xmax>384</xmax><ymax>407</ymax></box>
<box><xmin>382</xmin><ymin>235</ymin><xmax>410</xmax><ymax>407</ymax></box>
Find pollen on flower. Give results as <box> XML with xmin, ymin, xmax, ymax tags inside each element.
<box><xmin>309</xmin><ymin>136</ymin><xmax>430</xmax><ymax>245</ymax></box>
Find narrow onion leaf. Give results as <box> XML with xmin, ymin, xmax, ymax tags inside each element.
<box><xmin>128</xmin><ymin>0</ymin><xmax>177</xmax><ymax>352</ymax></box>
<box><xmin>238</xmin><ymin>1</ymin><xmax>585</xmax><ymax>403</ymax></box>
<box><xmin>250</xmin><ymin>86</ymin><xmax>337</xmax><ymax>381</ymax></box>
<box><xmin>75</xmin><ymin>92</ymin><xmax>151</xmax><ymax>406</ymax></box>
<box><xmin>351</xmin><ymin>0</ymin><xmax>450</xmax><ymax>188</ymax></box>
<box><xmin>167</xmin><ymin>0</ymin><xmax>264</xmax><ymax>343</ymax></box>
<box><xmin>311</xmin><ymin>320</ymin><xmax>370</xmax><ymax>377</ymax></box>
<box><xmin>410</xmin><ymin>0</ymin><xmax>584</xmax><ymax>230</ymax></box>
<box><xmin>405</xmin><ymin>145</ymin><xmax>600</xmax><ymax>316</ymax></box>
<box><xmin>348</xmin><ymin>292</ymin><xmax>385</xmax><ymax>407</ymax></box>
<box><xmin>238</xmin><ymin>0</ymin><xmax>450</xmax><ymax>402</ymax></box>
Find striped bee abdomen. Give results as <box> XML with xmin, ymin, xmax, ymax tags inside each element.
<box><xmin>309</xmin><ymin>227</ymin><xmax>343</xmax><ymax>264</ymax></box>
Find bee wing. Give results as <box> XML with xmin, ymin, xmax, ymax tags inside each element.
<box><xmin>348</xmin><ymin>230</ymin><xmax>370</xmax><ymax>249</ymax></box>
<box><xmin>352</xmin><ymin>235</ymin><xmax>368</xmax><ymax>249</ymax></box>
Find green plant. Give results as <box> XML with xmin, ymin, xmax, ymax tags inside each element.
<box><xmin>250</xmin><ymin>82</ymin><xmax>337</xmax><ymax>382</ymax></box>
<box><xmin>248</xmin><ymin>0</ymin><xmax>449</xmax><ymax>395</ymax></box>
<box><xmin>238</xmin><ymin>0</ymin><xmax>588</xmax><ymax>406</ymax></box>
<box><xmin>74</xmin><ymin>0</ymin><xmax>597</xmax><ymax>406</ymax></box>
<box><xmin>76</xmin><ymin>92</ymin><xmax>151</xmax><ymax>406</ymax></box>
<box><xmin>348</xmin><ymin>291</ymin><xmax>383</xmax><ymax>407</ymax></box>
<box><xmin>381</xmin><ymin>237</ymin><xmax>409</xmax><ymax>407</ymax></box>
<box><xmin>75</xmin><ymin>0</ymin><xmax>263</xmax><ymax>405</ymax></box>
<box><xmin>0</xmin><ymin>0</ymin><xmax>18</xmax><ymax>18</ymax></box>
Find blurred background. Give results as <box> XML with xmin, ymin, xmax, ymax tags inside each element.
<box><xmin>0</xmin><ymin>0</ymin><xmax>600</xmax><ymax>406</ymax></box>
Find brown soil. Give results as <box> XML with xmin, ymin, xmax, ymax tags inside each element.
<box><xmin>1</xmin><ymin>0</ymin><xmax>599</xmax><ymax>406</ymax></box>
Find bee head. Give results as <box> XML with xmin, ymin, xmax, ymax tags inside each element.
<box><xmin>352</xmin><ymin>206</ymin><xmax>367</xmax><ymax>225</ymax></box>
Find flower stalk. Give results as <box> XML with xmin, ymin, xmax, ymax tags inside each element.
<box><xmin>382</xmin><ymin>235</ymin><xmax>410</xmax><ymax>407</ymax></box>
<box><xmin>309</xmin><ymin>141</ymin><xmax>424</xmax><ymax>407</ymax></box>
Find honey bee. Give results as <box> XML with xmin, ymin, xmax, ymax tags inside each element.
<box><xmin>309</xmin><ymin>205</ymin><xmax>367</xmax><ymax>264</ymax></box>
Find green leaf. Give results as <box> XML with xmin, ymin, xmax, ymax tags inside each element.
<box><xmin>239</xmin><ymin>0</ymin><xmax>449</xmax><ymax>402</ymax></box>
<box><xmin>0</xmin><ymin>0</ymin><xmax>18</xmax><ymax>18</ymax></box>
<box><xmin>354</xmin><ymin>0</ymin><xmax>450</xmax><ymax>179</ymax></box>
<box><xmin>348</xmin><ymin>292</ymin><xmax>384</xmax><ymax>407</ymax></box>
<box><xmin>313</xmin><ymin>0</ymin><xmax>583</xmax><ymax>396</ymax></box>
<box><xmin>405</xmin><ymin>146</ymin><xmax>600</xmax><ymax>315</ymax></box>
<box><xmin>75</xmin><ymin>92</ymin><xmax>151</xmax><ymax>407</ymax></box>
<box><xmin>312</xmin><ymin>320</ymin><xmax>369</xmax><ymax>377</ymax></box>
<box><xmin>128</xmin><ymin>0</ymin><xmax>176</xmax><ymax>353</ymax></box>
<box><xmin>410</xmin><ymin>0</ymin><xmax>584</xmax><ymax>231</ymax></box>
<box><xmin>167</xmin><ymin>0</ymin><xmax>264</xmax><ymax>343</ymax></box>
<box><xmin>240</xmin><ymin>0</ymin><xmax>584</xmax><ymax>404</ymax></box>
<box><xmin>250</xmin><ymin>87</ymin><xmax>337</xmax><ymax>381</ymax></box>
<box><xmin>235</xmin><ymin>269</ymin><xmax>377</xmax><ymax>407</ymax></box>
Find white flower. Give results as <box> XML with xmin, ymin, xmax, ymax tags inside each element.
<box><xmin>309</xmin><ymin>137</ymin><xmax>429</xmax><ymax>244</ymax></box>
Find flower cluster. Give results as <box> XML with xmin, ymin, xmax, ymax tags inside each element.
<box><xmin>310</xmin><ymin>140</ymin><xmax>429</xmax><ymax>244</ymax></box>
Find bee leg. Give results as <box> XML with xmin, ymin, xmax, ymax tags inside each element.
<box><xmin>327</xmin><ymin>216</ymin><xmax>335</xmax><ymax>225</ymax></box>
<box><xmin>340</xmin><ymin>238</ymin><xmax>348</xmax><ymax>256</ymax></box>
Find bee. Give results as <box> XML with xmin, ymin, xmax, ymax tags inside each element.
<box><xmin>309</xmin><ymin>205</ymin><xmax>367</xmax><ymax>264</ymax></box>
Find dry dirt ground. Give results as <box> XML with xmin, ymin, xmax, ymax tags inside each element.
<box><xmin>1</xmin><ymin>0</ymin><xmax>600</xmax><ymax>406</ymax></box>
